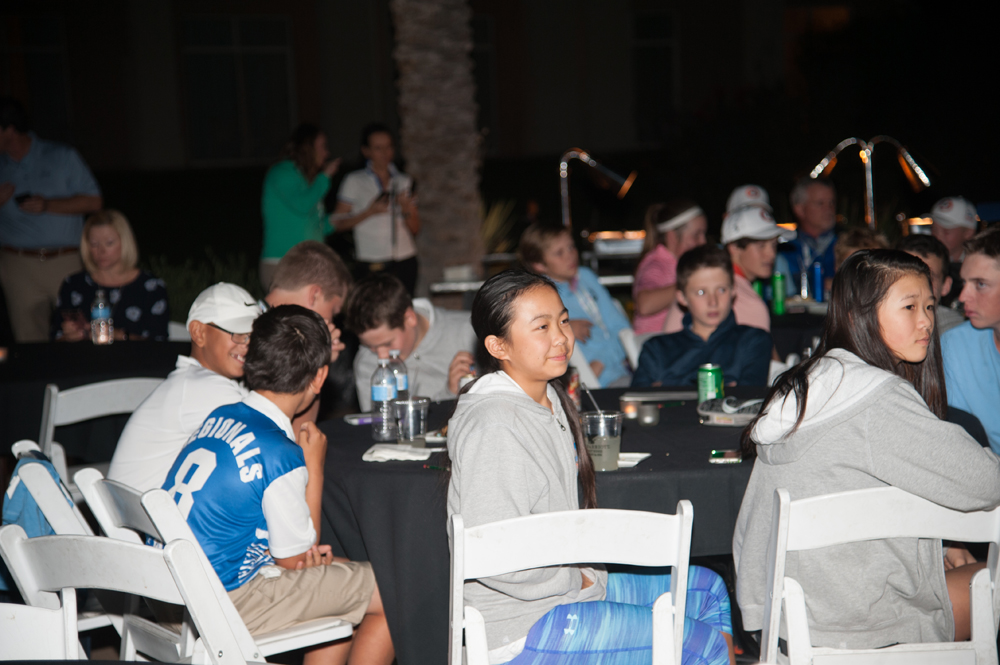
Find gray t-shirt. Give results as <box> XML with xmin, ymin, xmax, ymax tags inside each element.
<box><xmin>354</xmin><ymin>298</ymin><xmax>477</xmax><ymax>410</ymax></box>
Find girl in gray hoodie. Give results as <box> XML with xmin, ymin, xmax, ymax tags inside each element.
<box><xmin>447</xmin><ymin>269</ymin><xmax>733</xmax><ymax>665</ymax></box>
<box><xmin>734</xmin><ymin>249</ymin><xmax>1000</xmax><ymax>651</ymax></box>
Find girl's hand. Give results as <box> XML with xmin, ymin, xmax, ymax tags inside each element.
<box><xmin>448</xmin><ymin>351</ymin><xmax>475</xmax><ymax>394</ymax></box>
<box><xmin>322</xmin><ymin>157</ymin><xmax>341</xmax><ymax>178</ymax></box>
<box><xmin>944</xmin><ymin>545</ymin><xmax>977</xmax><ymax>570</ymax></box>
<box><xmin>60</xmin><ymin>317</ymin><xmax>87</xmax><ymax>342</ymax></box>
<box><xmin>570</xmin><ymin>319</ymin><xmax>592</xmax><ymax>342</ymax></box>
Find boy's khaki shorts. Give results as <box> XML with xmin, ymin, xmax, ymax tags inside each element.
<box><xmin>228</xmin><ymin>561</ymin><xmax>376</xmax><ymax>634</ymax></box>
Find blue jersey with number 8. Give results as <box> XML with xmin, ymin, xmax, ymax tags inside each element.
<box><xmin>162</xmin><ymin>400</ymin><xmax>309</xmax><ymax>591</ymax></box>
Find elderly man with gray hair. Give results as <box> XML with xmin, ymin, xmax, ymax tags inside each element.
<box><xmin>775</xmin><ymin>176</ymin><xmax>838</xmax><ymax>296</ymax></box>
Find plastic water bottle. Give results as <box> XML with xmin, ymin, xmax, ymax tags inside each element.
<box><xmin>90</xmin><ymin>289</ymin><xmax>113</xmax><ymax>345</ymax></box>
<box><xmin>388</xmin><ymin>349</ymin><xmax>409</xmax><ymax>400</ymax></box>
<box><xmin>371</xmin><ymin>358</ymin><xmax>398</xmax><ymax>441</ymax></box>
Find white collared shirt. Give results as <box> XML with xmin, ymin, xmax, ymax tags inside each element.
<box><xmin>109</xmin><ymin>356</ymin><xmax>248</xmax><ymax>492</ymax></box>
<box><xmin>337</xmin><ymin>162</ymin><xmax>416</xmax><ymax>262</ymax></box>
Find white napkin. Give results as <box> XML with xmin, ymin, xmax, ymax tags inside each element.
<box><xmin>362</xmin><ymin>444</ymin><xmax>443</xmax><ymax>462</ymax></box>
<box><xmin>618</xmin><ymin>453</ymin><xmax>651</xmax><ymax>468</ymax></box>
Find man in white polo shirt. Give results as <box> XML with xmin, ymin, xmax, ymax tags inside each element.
<box><xmin>331</xmin><ymin>123</ymin><xmax>420</xmax><ymax>295</ymax></box>
<box><xmin>107</xmin><ymin>283</ymin><xmax>261</xmax><ymax>491</ymax></box>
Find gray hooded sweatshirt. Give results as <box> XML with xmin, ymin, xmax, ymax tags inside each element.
<box><xmin>733</xmin><ymin>348</ymin><xmax>1000</xmax><ymax>649</ymax></box>
<box><xmin>447</xmin><ymin>371</ymin><xmax>607</xmax><ymax>657</ymax></box>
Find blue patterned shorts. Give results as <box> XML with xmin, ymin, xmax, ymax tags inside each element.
<box><xmin>507</xmin><ymin>565</ymin><xmax>731</xmax><ymax>665</ymax></box>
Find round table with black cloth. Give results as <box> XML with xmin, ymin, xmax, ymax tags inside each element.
<box><xmin>318</xmin><ymin>387</ymin><xmax>757</xmax><ymax>665</ymax></box>
<box><xmin>0</xmin><ymin>341</ymin><xmax>190</xmax><ymax>459</ymax></box>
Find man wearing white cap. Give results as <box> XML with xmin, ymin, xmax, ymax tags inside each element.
<box><xmin>662</xmin><ymin>207</ymin><xmax>792</xmax><ymax>334</ymax></box>
<box><xmin>108</xmin><ymin>283</ymin><xmax>262</xmax><ymax>491</ymax></box>
<box><xmin>931</xmin><ymin>196</ymin><xmax>979</xmax><ymax>307</ymax></box>
<box><xmin>725</xmin><ymin>184</ymin><xmax>772</xmax><ymax>217</ymax></box>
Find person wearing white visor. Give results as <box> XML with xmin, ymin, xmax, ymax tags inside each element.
<box><xmin>724</xmin><ymin>184</ymin><xmax>772</xmax><ymax>217</ymax></box>
<box><xmin>633</xmin><ymin>200</ymin><xmax>708</xmax><ymax>334</ymax></box>
<box><xmin>720</xmin><ymin>207</ymin><xmax>794</xmax><ymax>331</ymax></box>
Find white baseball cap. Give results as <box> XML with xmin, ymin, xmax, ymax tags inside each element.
<box><xmin>930</xmin><ymin>196</ymin><xmax>978</xmax><ymax>230</ymax></box>
<box><xmin>726</xmin><ymin>184</ymin><xmax>772</xmax><ymax>214</ymax></box>
<box><xmin>721</xmin><ymin>207</ymin><xmax>795</xmax><ymax>245</ymax></box>
<box><xmin>187</xmin><ymin>283</ymin><xmax>262</xmax><ymax>333</ymax></box>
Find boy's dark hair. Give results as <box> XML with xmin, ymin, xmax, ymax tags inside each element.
<box><xmin>964</xmin><ymin>225</ymin><xmax>1000</xmax><ymax>260</ymax></box>
<box><xmin>244</xmin><ymin>305</ymin><xmax>331</xmax><ymax>394</ymax></box>
<box><xmin>896</xmin><ymin>234</ymin><xmax>950</xmax><ymax>267</ymax></box>
<box><xmin>676</xmin><ymin>244</ymin><xmax>733</xmax><ymax>292</ymax></box>
<box><xmin>361</xmin><ymin>122</ymin><xmax>392</xmax><ymax>147</ymax></box>
<box><xmin>0</xmin><ymin>97</ymin><xmax>29</xmax><ymax>133</ymax></box>
<box><xmin>518</xmin><ymin>222</ymin><xmax>570</xmax><ymax>270</ymax></box>
<box><xmin>342</xmin><ymin>272</ymin><xmax>411</xmax><ymax>334</ymax></box>
<box><xmin>271</xmin><ymin>241</ymin><xmax>352</xmax><ymax>300</ymax></box>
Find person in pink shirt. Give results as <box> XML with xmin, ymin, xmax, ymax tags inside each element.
<box><xmin>632</xmin><ymin>200</ymin><xmax>707</xmax><ymax>334</ymax></box>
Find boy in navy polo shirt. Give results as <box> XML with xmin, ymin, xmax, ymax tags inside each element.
<box><xmin>632</xmin><ymin>245</ymin><xmax>772</xmax><ymax>387</ymax></box>
<box><xmin>163</xmin><ymin>305</ymin><xmax>394</xmax><ymax>665</ymax></box>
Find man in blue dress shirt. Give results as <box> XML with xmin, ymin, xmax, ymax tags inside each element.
<box><xmin>0</xmin><ymin>97</ymin><xmax>102</xmax><ymax>341</ymax></box>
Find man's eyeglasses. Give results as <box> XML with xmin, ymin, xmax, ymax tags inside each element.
<box><xmin>209</xmin><ymin>323</ymin><xmax>251</xmax><ymax>345</ymax></box>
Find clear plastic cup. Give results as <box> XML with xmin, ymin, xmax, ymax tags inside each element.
<box><xmin>580</xmin><ymin>411</ymin><xmax>623</xmax><ymax>471</ymax></box>
<box><xmin>393</xmin><ymin>397</ymin><xmax>431</xmax><ymax>447</ymax></box>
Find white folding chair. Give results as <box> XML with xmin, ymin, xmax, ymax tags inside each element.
<box><xmin>619</xmin><ymin>328</ymin><xmax>641</xmax><ymax>370</ymax></box>
<box><xmin>762</xmin><ymin>486</ymin><xmax>1000</xmax><ymax>665</ymax></box>
<box><xmin>168</xmin><ymin>321</ymin><xmax>192</xmax><ymax>342</ymax></box>
<box><xmin>39</xmin><ymin>378</ymin><xmax>164</xmax><ymax>496</ymax></box>
<box><xmin>0</xmin><ymin>601</ymin><xmax>78</xmax><ymax>660</ymax></box>
<box><xmin>0</xmin><ymin>525</ymin><xmax>246</xmax><ymax>664</ymax></box>
<box><xmin>449</xmin><ymin>503</ymin><xmax>694</xmax><ymax>665</ymax></box>
<box><xmin>571</xmin><ymin>343</ymin><xmax>602</xmax><ymax>389</ymax></box>
<box><xmin>75</xmin><ymin>468</ymin><xmax>353</xmax><ymax>661</ymax></box>
<box><xmin>8</xmin><ymin>440</ymin><xmax>123</xmax><ymax>637</ymax></box>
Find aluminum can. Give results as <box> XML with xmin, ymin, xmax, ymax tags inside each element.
<box><xmin>811</xmin><ymin>262</ymin><xmax>824</xmax><ymax>303</ymax></box>
<box><xmin>771</xmin><ymin>272</ymin><xmax>786</xmax><ymax>315</ymax></box>
<box><xmin>697</xmin><ymin>364</ymin><xmax>724</xmax><ymax>403</ymax></box>
<box><xmin>752</xmin><ymin>280</ymin><xmax>763</xmax><ymax>297</ymax></box>
<box><xmin>567</xmin><ymin>368</ymin><xmax>581</xmax><ymax>410</ymax></box>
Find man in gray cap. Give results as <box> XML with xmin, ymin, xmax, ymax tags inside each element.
<box><xmin>108</xmin><ymin>283</ymin><xmax>262</xmax><ymax>491</ymax></box>
<box><xmin>930</xmin><ymin>196</ymin><xmax>979</xmax><ymax>307</ymax></box>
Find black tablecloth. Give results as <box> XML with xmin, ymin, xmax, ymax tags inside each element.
<box><xmin>319</xmin><ymin>387</ymin><xmax>758</xmax><ymax>665</ymax></box>
<box><xmin>0</xmin><ymin>342</ymin><xmax>190</xmax><ymax>458</ymax></box>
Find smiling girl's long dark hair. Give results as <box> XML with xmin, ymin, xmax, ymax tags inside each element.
<box><xmin>448</xmin><ymin>269</ymin><xmax>597</xmax><ymax>509</ymax></box>
<box><xmin>741</xmin><ymin>249</ymin><xmax>946</xmax><ymax>456</ymax></box>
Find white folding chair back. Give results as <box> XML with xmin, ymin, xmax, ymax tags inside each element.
<box><xmin>0</xmin><ymin>601</ymin><xmax>75</xmax><ymax>659</ymax></box>
<box><xmin>619</xmin><ymin>327</ymin><xmax>640</xmax><ymax>370</ymax></box>
<box><xmin>762</xmin><ymin>486</ymin><xmax>1000</xmax><ymax>665</ymax></box>
<box><xmin>75</xmin><ymin>468</ymin><xmax>352</xmax><ymax>660</ymax></box>
<box><xmin>8</xmin><ymin>440</ymin><xmax>124</xmax><ymax>637</ymax></box>
<box><xmin>570</xmin><ymin>343</ymin><xmax>602</xmax><ymax>389</ymax></box>
<box><xmin>0</xmin><ymin>525</ymin><xmax>246</xmax><ymax>664</ymax></box>
<box><xmin>39</xmin><ymin>377</ymin><xmax>164</xmax><ymax>458</ymax></box>
<box><xmin>449</xmin><ymin>504</ymin><xmax>693</xmax><ymax>665</ymax></box>
<box><xmin>168</xmin><ymin>320</ymin><xmax>192</xmax><ymax>341</ymax></box>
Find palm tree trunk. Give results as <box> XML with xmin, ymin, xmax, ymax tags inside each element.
<box><xmin>389</xmin><ymin>0</ymin><xmax>483</xmax><ymax>294</ymax></box>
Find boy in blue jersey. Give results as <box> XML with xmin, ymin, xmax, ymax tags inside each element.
<box><xmin>518</xmin><ymin>222</ymin><xmax>633</xmax><ymax>387</ymax></box>
<box><xmin>632</xmin><ymin>244</ymin><xmax>772</xmax><ymax>387</ymax></box>
<box><xmin>163</xmin><ymin>305</ymin><xmax>394</xmax><ymax>665</ymax></box>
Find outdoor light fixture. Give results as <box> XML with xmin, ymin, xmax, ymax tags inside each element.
<box><xmin>809</xmin><ymin>135</ymin><xmax>930</xmax><ymax>229</ymax></box>
<box><xmin>559</xmin><ymin>148</ymin><xmax>637</xmax><ymax>229</ymax></box>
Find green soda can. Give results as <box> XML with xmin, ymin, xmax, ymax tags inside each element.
<box><xmin>771</xmin><ymin>272</ymin><xmax>786</xmax><ymax>315</ymax></box>
<box><xmin>753</xmin><ymin>280</ymin><xmax>763</xmax><ymax>297</ymax></box>
<box><xmin>698</xmin><ymin>364</ymin><xmax>724</xmax><ymax>403</ymax></box>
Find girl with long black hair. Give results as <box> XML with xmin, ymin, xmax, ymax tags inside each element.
<box><xmin>734</xmin><ymin>249</ymin><xmax>1000</xmax><ymax>649</ymax></box>
<box><xmin>447</xmin><ymin>269</ymin><xmax>733</xmax><ymax>665</ymax></box>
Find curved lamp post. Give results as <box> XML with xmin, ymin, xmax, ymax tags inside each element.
<box><xmin>809</xmin><ymin>135</ymin><xmax>930</xmax><ymax>229</ymax></box>
<box><xmin>559</xmin><ymin>148</ymin><xmax>637</xmax><ymax>230</ymax></box>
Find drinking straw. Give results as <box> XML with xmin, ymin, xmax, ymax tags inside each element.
<box><xmin>580</xmin><ymin>383</ymin><xmax>602</xmax><ymax>414</ymax></box>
